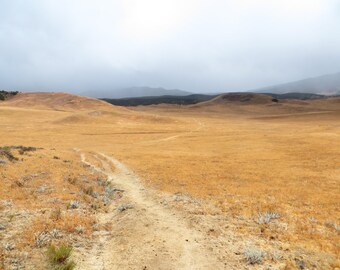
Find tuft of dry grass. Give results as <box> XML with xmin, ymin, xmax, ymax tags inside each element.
<box><xmin>244</xmin><ymin>247</ymin><xmax>265</xmax><ymax>264</ymax></box>
<box><xmin>47</xmin><ymin>244</ymin><xmax>76</xmax><ymax>270</ymax></box>
<box><xmin>22</xmin><ymin>212</ymin><xmax>96</xmax><ymax>248</ymax></box>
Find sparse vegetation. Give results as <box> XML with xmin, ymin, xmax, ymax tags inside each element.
<box><xmin>47</xmin><ymin>244</ymin><xmax>76</xmax><ymax>270</ymax></box>
<box><xmin>90</xmin><ymin>203</ymin><xmax>100</xmax><ymax>210</ymax></box>
<box><xmin>0</xmin><ymin>148</ymin><xmax>18</xmax><ymax>161</ymax></box>
<box><xmin>325</xmin><ymin>221</ymin><xmax>340</xmax><ymax>231</ymax></box>
<box><xmin>82</xmin><ymin>185</ymin><xmax>98</xmax><ymax>198</ymax></box>
<box><xmin>0</xmin><ymin>147</ymin><xmax>102</xmax><ymax>269</ymax></box>
<box><xmin>66</xmin><ymin>177</ymin><xmax>77</xmax><ymax>185</ymax></box>
<box><xmin>117</xmin><ymin>204</ymin><xmax>133</xmax><ymax>212</ymax></box>
<box><xmin>0</xmin><ymin>158</ymin><xmax>6</xmax><ymax>164</ymax></box>
<box><xmin>67</xmin><ymin>200</ymin><xmax>80</xmax><ymax>209</ymax></box>
<box><xmin>35</xmin><ymin>231</ymin><xmax>51</xmax><ymax>248</ymax></box>
<box><xmin>270</xmin><ymin>250</ymin><xmax>283</xmax><ymax>262</ymax></box>
<box><xmin>256</xmin><ymin>211</ymin><xmax>280</xmax><ymax>224</ymax></box>
<box><xmin>1</xmin><ymin>145</ymin><xmax>39</xmax><ymax>152</ymax></box>
<box><xmin>104</xmin><ymin>185</ymin><xmax>114</xmax><ymax>198</ymax></box>
<box><xmin>3</xmin><ymin>242</ymin><xmax>15</xmax><ymax>251</ymax></box>
<box><xmin>50</xmin><ymin>208</ymin><xmax>62</xmax><ymax>221</ymax></box>
<box><xmin>244</xmin><ymin>247</ymin><xmax>265</xmax><ymax>264</ymax></box>
<box><xmin>75</xmin><ymin>225</ymin><xmax>84</xmax><ymax>234</ymax></box>
<box><xmin>102</xmin><ymin>184</ymin><xmax>119</xmax><ymax>205</ymax></box>
<box><xmin>0</xmin><ymin>146</ymin><xmax>40</xmax><ymax>162</ymax></box>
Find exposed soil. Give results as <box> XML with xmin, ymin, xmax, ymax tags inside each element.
<box><xmin>75</xmin><ymin>151</ymin><xmax>228</xmax><ymax>269</ymax></box>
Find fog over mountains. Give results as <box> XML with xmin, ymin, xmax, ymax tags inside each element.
<box><xmin>254</xmin><ymin>72</ymin><xmax>340</xmax><ymax>96</ymax></box>
<box><xmin>83</xmin><ymin>72</ymin><xmax>340</xmax><ymax>99</ymax></box>
<box><xmin>82</xmin><ymin>87</ymin><xmax>191</xmax><ymax>99</ymax></box>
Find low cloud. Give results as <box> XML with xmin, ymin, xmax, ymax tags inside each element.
<box><xmin>0</xmin><ymin>0</ymin><xmax>340</xmax><ymax>93</ymax></box>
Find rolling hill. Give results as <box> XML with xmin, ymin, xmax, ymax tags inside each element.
<box><xmin>0</xmin><ymin>92</ymin><xmax>116</xmax><ymax>111</ymax></box>
<box><xmin>187</xmin><ymin>92</ymin><xmax>340</xmax><ymax>116</ymax></box>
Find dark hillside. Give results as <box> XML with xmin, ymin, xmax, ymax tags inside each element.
<box><xmin>102</xmin><ymin>94</ymin><xmax>218</xmax><ymax>106</ymax></box>
<box><xmin>0</xmin><ymin>90</ymin><xmax>19</xmax><ymax>101</ymax></box>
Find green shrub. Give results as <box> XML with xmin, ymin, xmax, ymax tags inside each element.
<box><xmin>47</xmin><ymin>244</ymin><xmax>76</xmax><ymax>270</ymax></box>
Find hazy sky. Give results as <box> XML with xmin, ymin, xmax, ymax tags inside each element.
<box><xmin>1</xmin><ymin>0</ymin><xmax>340</xmax><ymax>94</ymax></box>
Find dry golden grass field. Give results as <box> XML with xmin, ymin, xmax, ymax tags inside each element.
<box><xmin>0</xmin><ymin>92</ymin><xmax>339</xmax><ymax>269</ymax></box>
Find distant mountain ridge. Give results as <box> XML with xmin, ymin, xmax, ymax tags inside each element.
<box><xmin>82</xmin><ymin>87</ymin><xmax>191</xmax><ymax>99</ymax></box>
<box><xmin>254</xmin><ymin>72</ymin><xmax>340</xmax><ymax>95</ymax></box>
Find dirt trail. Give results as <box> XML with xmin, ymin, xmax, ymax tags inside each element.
<box><xmin>76</xmin><ymin>151</ymin><xmax>227</xmax><ymax>270</ymax></box>
<box><xmin>137</xmin><ymin>119</ymin><xmax>205</xmax><ymax>145</ymax></box>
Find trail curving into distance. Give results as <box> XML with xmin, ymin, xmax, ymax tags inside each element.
<box><xmin>137</xmin><ymin>118</ymin><xmax>205</xmax><ymax>145</ymax></box>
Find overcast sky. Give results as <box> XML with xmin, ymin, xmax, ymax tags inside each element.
<box><xmin>1</xmin><ymin>0</ymin><xmax>340</xmax><ymax>94</ymax></box>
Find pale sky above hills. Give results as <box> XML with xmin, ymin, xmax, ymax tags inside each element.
<box><xmin>0</xmin><ymin>0</ymin><xmax>340</xmax><ymax>93</ymax></box>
